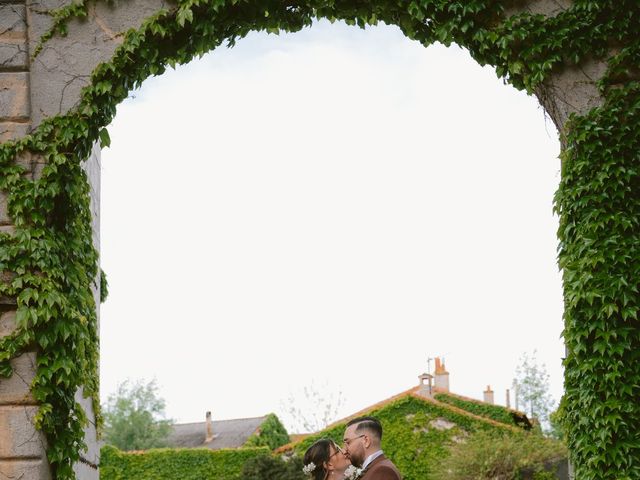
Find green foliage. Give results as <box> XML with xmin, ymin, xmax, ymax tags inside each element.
<box><xmin>430</xmin><ymin>430</ymin><xmax>567</xmax><ymax>480</ymax></box>
<box><xmin>554</xmin><ymin>81</ymin><xmax>640</xmax><ymax>480</ymax></box>
<box><xmin>434</xmin><ymin>392</ymin><xmax>532</xmax><ymax>430</ymax></box>
<box><xmin>100</xmin><ymin>444</ymin><xmax>270</xmax><ymax>480</ymax></box>
<box><xmin>102</xmin><ymin>379</ymin><xmax>173</xmax><ymax>451</ymax></box>
<box><xmin>100</xmin><ymin>268</ymin><xmax>109</xmax><ymax>303</ymax></box>
<box><xmin>513</xmin><ymin>351</ymin><xmax>555</xmax><ymax>429</ymax></box>
<box><xmin>292</xmin><ymin>395</ymin><xmax>515</xmax><ymax>480</ymax></box>
<box><xmin>243</xmin><ymin>413</ymin><xmax>290</xmax><ymax>450</ymax></box>
<box><xmin>239</xmin><ymin>453</ymin><xmax>304</xmax><ymax>480</ymax></box>
<box><xmin>0</xmin><ymin>1</ymin><xmax>638</xmax><ymax>478</ymax></box>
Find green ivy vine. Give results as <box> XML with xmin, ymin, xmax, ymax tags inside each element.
<box><xmin>243</xmin><ymin>414</ymin><xmax>290</xmax><ymax>450</ymax></box>
<box><xmin>0</xmin><ymin>1</ymin><xmax>638</xmax><ymax>479</ymax></box>
<box><xmin>434</xmin><ymin>392</ymin><xmax>532</xmax><ymax>430</ymax></box>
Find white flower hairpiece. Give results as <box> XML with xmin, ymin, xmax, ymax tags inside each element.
<box><xmin>344</xmin><ymin>465</ymin><xmax>363</xmax><ymax>480</ymax></box>
<box><xmin>302</xmin><ymin>462</ymin><xmax>317</xmax><ymax>475</ymax></box>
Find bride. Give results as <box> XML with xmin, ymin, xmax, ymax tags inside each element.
<box><xmin>303</xmin><ymin>438</ymin><xmax>352</xmax><ymax>480</ymax></box>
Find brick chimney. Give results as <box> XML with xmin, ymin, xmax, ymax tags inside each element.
<box><xmin>434</xmin><ymin>357</ymin><xmax>450</xmax><ymax>392</ymax></box>
<box><xmin>205</xmin><ymin>411</ymin><xmax>214</xmax><ymax>443</ymax></box>
<box><xmin>483</xmin><ymin>385</ymin><xmax>494</xmax><ymax>404</ymax></box>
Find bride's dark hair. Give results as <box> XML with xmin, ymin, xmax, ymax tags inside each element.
<box><xmin>303</xmin><ymin>438</ymin><xmax>339</xmax><ymax>480</ymax></box>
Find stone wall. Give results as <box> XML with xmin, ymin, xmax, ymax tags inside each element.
<box><xmin>1</xmin><ymin>0</ymin><xmax>101</xmax><ymax>475</ymax></box>
<box><xmin>0</xmin><ymin>2</ymin><xmax>47</xmax><ymax>478</ymax></box>
<box><xmin>0</xmin><ymin>2</ymin><xmax>30</xmax><ymax>142</ymax></box>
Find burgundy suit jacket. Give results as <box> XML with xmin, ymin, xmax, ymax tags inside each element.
<box><xmin>360</xmin><ymin>454</ymin><xmax>402</xmax><ymax>480</ymax></box>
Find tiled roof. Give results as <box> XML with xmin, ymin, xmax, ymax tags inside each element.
<box><xmin>167</xmin><ymin>415</ymin><xmax>268</xmax><ymax>450</ymax></box>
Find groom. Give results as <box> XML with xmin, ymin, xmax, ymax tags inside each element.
<box><xmin>342</xmin><ymin>416</ymin><xmax>402</xmax><ymax>480</ymax></box>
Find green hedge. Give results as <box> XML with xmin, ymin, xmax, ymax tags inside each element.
<box><xmin>244</xmin><ymin>413</ymin><xmax>290</xmax><ymax>450</ymax></box>
<box><xmin>239</xmin><ymin>454</ymin><xmax>305</xmax><ymax>480</ymax></box>
<box><xmin>434</xmin><ymin>393</ymin><xmax>532</xmax><ymax>430</ymax></box>
<box><xmin>100</xmin><ymin>445</ymin><xmax>270</xmax><ymax>480</ymax></box>
<box><xmin>292</xmin><ymin>395</ymin><xmax>514</xmax><ymax>480</ymax></box>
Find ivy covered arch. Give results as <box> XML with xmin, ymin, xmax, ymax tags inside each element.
<box><xmin>0</xmin><ymin>1</ymin><xmax>638</xmax><ymax>479</ymax></box>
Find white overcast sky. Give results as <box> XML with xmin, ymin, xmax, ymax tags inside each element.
<box><xmin>99</xmin><ymin>20</ymin><xmax>563</xmax><ymax>430</ymax></box>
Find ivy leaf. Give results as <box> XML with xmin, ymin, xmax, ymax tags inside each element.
<box><xmin>176</xmin><ymin>6</ymin><xmax>193</xmax><ymax>27</ymax></box>
<box><xmin>99</xmin><ymin>128</ymin><xmax>111</xmax><ymax>148</ymax></box>
<box><xmin>0</xmin><ymin>361</ymin><xmax>13</xmax><ymax>378</ymax></box>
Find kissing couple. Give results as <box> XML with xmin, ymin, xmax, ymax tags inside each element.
<box><xmin>302</xmin><ymin>416</ymin><xmax>402</xmax><ymax>480</ymax></box>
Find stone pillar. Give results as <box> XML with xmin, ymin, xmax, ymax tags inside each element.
<box><xmin>0</xmin><ymin>305</ymin><xmax>52</xmax><ymax>478</ymax></box>
<box><xmin>0</xmin><ymin>1</ymin><xmax>31</xmax><ymax>142</ymax></box>
<box><xmin>72</xmin><ymin>144</ymin><xmax>101</xmax><ymax>479</ymax></box>
<box><xmin>0</xmin><ymin>5</ymin><xmax>49</xmax><ymax>477</ymax></box>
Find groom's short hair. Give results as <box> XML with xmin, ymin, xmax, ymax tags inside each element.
<box><xmin>347</xmin><ymin>416</ymin><xmax>383</xmax><ymax>441</ymax></box>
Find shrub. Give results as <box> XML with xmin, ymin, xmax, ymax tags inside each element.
<box><xmin>430</xmin><ymin>430</ymin><xmax>567</xmax><ymax>480</ymax></box>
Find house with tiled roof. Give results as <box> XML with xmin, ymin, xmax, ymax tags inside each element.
<box><xmin>167</xmin><ymin>411</ymin><xmax>289</xmax><ymax>451</ymax></box>
<box><xmin>278</xmin><ymin>357</ymin><xmax>531</xmax><ymax>455</ymax></box>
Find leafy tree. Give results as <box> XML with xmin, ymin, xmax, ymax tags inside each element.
<box><xmin>280</xmin><ymin>380</ymin><xmax>345</xmax><ymax>433</ymax></box>
<box><xmin>512</xmin><ymin>351</ymin><xmax>555</xmax><ymax>431</ymax></box>
<box><xmin>102</xmin><ymin>379</ymin><xmax>173</xmax><ymax>451</ymax></box>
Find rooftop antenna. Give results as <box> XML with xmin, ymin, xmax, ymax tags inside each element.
<box><xmin>427</xmin><ymin>357</ymin><xmax>435</xmax><ymax>375</ymax></box>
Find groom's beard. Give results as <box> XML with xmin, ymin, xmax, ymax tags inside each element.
<box><xmin>349</xmin><ymin>452</ymin><xmax>365</xmax><ymax>468</ymax></box>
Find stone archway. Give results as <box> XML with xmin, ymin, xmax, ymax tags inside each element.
<box><xmin>0</xmin><ymin>1</ymin><xmax>638</xmax><ymax>479</ymax></box>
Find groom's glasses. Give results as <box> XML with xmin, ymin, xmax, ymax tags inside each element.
<box><xmin>328</xmin><ymin>445</ymin><xmax>344</xmax><ymax>459</ymax></box>
<box><xmin>343</xmin><ymin>434</ymin><xmax>365</xmax><ymax>447</ymax></box>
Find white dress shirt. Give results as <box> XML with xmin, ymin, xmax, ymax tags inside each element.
<box><xmin>362</xmin><ymin>449</ymin><xmax>384</xmax><ymax>470</ymax></box>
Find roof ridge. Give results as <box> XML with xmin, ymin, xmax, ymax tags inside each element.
<box><xmin>411</xmin><ymin>393</ymin><xmax>521</xmax><ymax>432</ymax></box>
<box><xmin>173</xmin><ymin>415</ymin><xmax>268</xmax><ymax>427</ymax></box>
<box><xmin>434</xmin><ymin>391</ymin><xmax>527</xmax><ymax>415</ymax></box>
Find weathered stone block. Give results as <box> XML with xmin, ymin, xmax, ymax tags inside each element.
<box><xmin>0</xmin><ymin>5</ymin><xmax>29</xmax><ymax>69</ymax></box>
<box><xmin>75</xmin><ymin>389</ymin><xmax>100</xmax><ymax>465</ymax></box>
<box><xmin>0</xmin><ymin>120</ymin><xmax>30</xmax><ymax>143</ymax></box>
<box><xmin>15</xmin><ymin>150</ymin><xmax>46</xmax><ymax>180</ymax></box>
<box><xmin>0</xmin><ymin>459</ymin><xmax>52</xmax><ymax>480</ymax></box>
<box><xmin>0</xmin><ymin>225</ymin><xmax>15</xmax><ymax>235</ymax></box>
<box><xmin>0</xmin><ymin>190</ymin><xmax>8</xmax><ymax>225</ymax></box>
<box><xmin>0</xmin><ymin>352</ymin><xmax>36</xmax><ymax>405</ymax></box>
<box><xmin>0</xmin><ymin>309</ymin><xmax>16</xmax><ymax>338</ymax></box>
<box><xmin>504</xmin><ymin>0</ymin><xmax>571</xmax><ymax>18</ymax></box>
<box><xmin>537</xmin><ymin>57</ymin><xmax>608</xmax><ymax>131</ymax></box>
<box><xmin>28</xmin><ymin>0</ymin><xmax>169</xmax><ymax>127</ymax></box>
<box><xmin>0</xmin><ymin>405</ymin><xmax>47</xmax><ymax>458</ymax></box>
<box><xmin>72</xmin><ymin>460</ymin><xmax>98</xmax><ymax>480</ymax></box>
<box><xmin>0</xmin><ymin>72</ymin><xmax>30</xmax><ymax>120</ymax></box>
